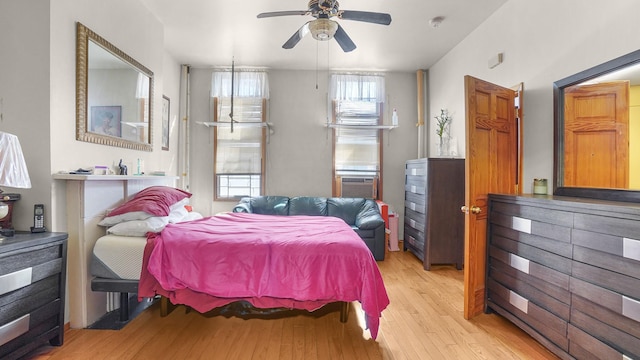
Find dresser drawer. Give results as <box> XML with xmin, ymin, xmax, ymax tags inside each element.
<box><xmin>568</xmin><ymin>324</ymin><xmax>627</xmax><ymax>360</ymax></box>
<box><xmin>487</xmin><ymin>279</ymin><xmax>569</xmax><ymax>350</ymax></box>
<box><xmin>0</xmin><ymin>234</ymin><xmax>67</xmax><ymax>360</ymax></box>
<box><xmin>404</xmin><ymin>181</ymin><xmax>425</xmax><ymax>195</ymax></box>
<box><xmin>490</xmin><ymin>200</ymin><xmax>574</xmax><ymax>229</ymax></box>
<box><xmin>572</xmin><ymin>260</ymin><xmax>640</xmax><ymax>304</ymax></box>
<box><xmin>570</xmin><ymin>277</ymin><xmax>640</xmax><ymax>341</ymax></box>
<box><xmin>403</xmin><ymin>227</ymin><xmax>425</xmax><ymax>261</ymax></box>
<box><xmin>572</xmin><ymin>232</ymin><xmax>640</xmax><ymax>280</ymax></box>
<box><xmin>405</xmin><ymin>160</ymin><xmax>426</xmax><ymax>175</ymax></box>
<box><xmin>404</xmin><ymin>208</ymin><xmax>425</xmax><ymax>232</ymax></box>
<box><xmin>570</xmin><ymin>297</ymin><xmax>640</xmax><ymax>359</ymax></box>
<box><xmin>404</xmin><ymin>192</ymin><xmax>425</xmax><ymax>214</ymax></box>
<box><xmin>490</xmin><ymin>230</ymin><xmax>572</xmax><ymax>275</ymax></box>
<box><xmin>489</xmin><ymin>246</ymin><xmax>570</xmax><ymax>294</ymax></box>
<box><xmin>489</xmin><ymin>253</ymin><xmax>570</xmax><ymax>319</ymax></box>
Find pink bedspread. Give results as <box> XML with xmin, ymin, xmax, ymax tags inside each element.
<box><xmin>138</xmin><ymin>212</ymin><xmax>389</xmax><ymax>339</ymax></box>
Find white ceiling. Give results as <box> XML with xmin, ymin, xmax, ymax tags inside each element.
<box><xmin>139</xmin><ymin>0</ymin><xmax>507</xmax><ymax>72</ymax></box>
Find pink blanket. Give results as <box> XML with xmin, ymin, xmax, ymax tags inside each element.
<box><xmin>138</xmin><ymin>212</ymin><xmax>389</xmax><ymax>339</ymax></box>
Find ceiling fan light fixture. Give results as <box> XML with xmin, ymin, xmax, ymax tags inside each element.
<box><xmin>309</xmin><ymin>18</ymin><xmax>338</xmax><ymax>41</ymax></box>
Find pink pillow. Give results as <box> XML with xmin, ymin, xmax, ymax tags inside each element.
<box><xmin>106</xmin><ymin>186</ymin><xmax>192</xmax><ymax>217</ymax></box>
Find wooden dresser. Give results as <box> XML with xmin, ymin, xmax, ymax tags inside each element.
<box><xmin>487</xmin><ymin>194</ymin><xmax>640</xmax><ymax>359</ymax></box>
<box><xmin>0</xmin><ymin>232</ymin><xmax>68</xmax><ymax>360</ymax></box>
<box><xmin>403</xmin><ymin>158</ymin><xmax>464</xmax><ymax>270</ymax></box>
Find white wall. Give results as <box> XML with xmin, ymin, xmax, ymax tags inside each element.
<box><xmin>187</xmin><ymin>68</ymin><xmax>418</xmax><ymax>229</ymax></box>
<box><xmin>429</xmin><ymin>0</ymin><xmax>640</xmax><ymax>193</ymax></box>
<box><xmin>47</xmin><ymin>0</ymin><xmax>182</xmax><ymax>232</ymax></box>
<box><xmin>0</xmin><ymin>1</ymin><xmax>51</xmax><ymax>231</ymax></box>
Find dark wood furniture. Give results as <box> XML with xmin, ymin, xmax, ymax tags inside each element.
<box><xmin>0</xmin><ymin>232</ymin><xmax>67</xmax><ymax>360</ymax></box>
<box><xmin>0</xmin><ymin>193</ymin><xmax>20</xmax><ymax>236</ymax></box>
<box><xmin>403</xmin><ymin>158</ymin><xmax>464</xmax><ymax>270</ymax></box>
<box><xmin>487</xmin><ymin>194</ymin><xmax>640</xmax><ymax>359</ymax></box>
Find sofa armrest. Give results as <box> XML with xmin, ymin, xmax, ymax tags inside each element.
<box><xmin>232</xmin><ymin>198</ymin><xmax>252</xmax><ymax>213</ymax></box>
<box><xmin>356</xmin><ymin>200</ymin><xmax>385</xmax><ymax>230</ymax></box>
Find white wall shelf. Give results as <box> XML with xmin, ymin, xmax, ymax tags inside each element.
<box><xmin>325</xmin><ymin>123</ymin><xmax>398</xmax><ymax>130</ymax></box>
<box><xmin>198</xmin><ymin>121</ymin><xmax>268</xmax><ymax>128</ymax></box>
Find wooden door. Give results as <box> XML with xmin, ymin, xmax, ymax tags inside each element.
<box><xmin>463</xmin><ymin>76</ymin><xmax>519</xmax><ymax>319</ymax></box>
<box><xmin>564</xmin><ymin>81</ymin><xmax>629</xmax><ymax>188</ymax></box>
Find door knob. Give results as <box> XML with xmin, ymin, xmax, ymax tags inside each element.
<box><xmin>460</xmin><ymin>205</ymin><xmax>481</xmax><ymax>214</ymax></box>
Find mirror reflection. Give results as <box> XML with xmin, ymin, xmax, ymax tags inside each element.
<box><xmin>554</xmin><ymin>49</ymin><xmax>640</xmax><ymax>202</ymax></box>
<box><xmin>563</xmin><ymin>67</ymin><xmax>640</xmax><ymax>189</ymax></box>
<box><xmin>76</xmin><ymin>22</ymin><xmax>153</xmax><ymax>151</ymax></box>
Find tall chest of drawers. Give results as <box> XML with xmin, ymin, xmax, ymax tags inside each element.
<box><xmin>404</xmin><ymin>158</ymin><xmax>464</xmax><ymax>270</ymax></box>
<box><xmin>487</xmin><ymin>194</ymin><xmax>640</xmax><ymax>359</ymax></box>
<box><xmin>0</xmin><ymin>232</ymin><xmax>68</xmax><ymax>360</ymax></box>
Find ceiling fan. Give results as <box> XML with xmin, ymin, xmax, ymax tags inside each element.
<box><xmin>257</xmin><ymin>0</ymin><xmax>392</xmax><ymax>53</ymax></box>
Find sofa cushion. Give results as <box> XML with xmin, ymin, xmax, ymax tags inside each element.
<box><xmin>327</xmin><ymin>197</ymin><xmax>365</xmax><ymax>225</ymax></box>
<box><xmin>356</xmin><ymin>199</ymin><xmax>386</xmax><ymax>230</ymax></box>
<box><xmin>289</xmin><ymin>196</ymin><xmax>327</xmax><ymax>216</ymax></box>
<box><xmin>251</xmin><ymin>196</ymin><xmax>290</xmax><ymax>215</ymax></box>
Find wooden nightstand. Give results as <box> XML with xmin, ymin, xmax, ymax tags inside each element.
<box><xmin>0</xmin><ymin>232</ymin><xmax>68</xmax><ymax>360</ymax></box>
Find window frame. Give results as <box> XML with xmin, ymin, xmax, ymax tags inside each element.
<box><xmin>330</xmin><ymin>93</ymin><xmax>385</xmax><ymax>200</ymax></box>
<box><xmin>212</xmin><ymin>96</ymin><xmax>267</xmax><ymax>201</ymax></box>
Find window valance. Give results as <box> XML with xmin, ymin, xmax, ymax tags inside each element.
<box><xmin>329</xmin><ymin>74</ymin><xmax>385</xmax><ymax>102</ymax></box>
<box><xmin>211</xmin><ymin>70</ymin><xmax>270</xmax><ymax>99</ymax></box>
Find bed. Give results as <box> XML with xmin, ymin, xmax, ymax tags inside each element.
<box><xmin>91</xmin><ymin>187</ymin><xmax>390</xmax><ymax>339</ymax></box>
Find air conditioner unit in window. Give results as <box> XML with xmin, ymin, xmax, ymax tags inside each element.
<box><xmin>341</xmin><ymin>177</ymin><xmax>377</xmax><ymax>198</ymax></box>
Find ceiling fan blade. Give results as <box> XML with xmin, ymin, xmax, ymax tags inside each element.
<box><xmin>334</xmin><ymin>24</ymin><xmax>356</xmax><ymax>52</ymax></box>
<box><xmin>339</xmin><ymin>10</ymin><xmax>392</xmax><ymax>25</ymax></box>
<box><xmin>282</xmin><ymin>22</ymin><xmax>311</xmax><ymax>49</ymax></box>
<box><xmin>257</xmin><ymin>10</ymin><xmax>308</xmax><ymax>19</ymax></box>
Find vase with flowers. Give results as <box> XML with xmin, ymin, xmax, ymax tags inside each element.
<box><xmin>435</xmin><ymin>109</ymin><xmax>452</xmax><ymax>156</ymax></box>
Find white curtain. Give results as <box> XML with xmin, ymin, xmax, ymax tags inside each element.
<box><xmin>135</xmin><ymin>73</ymin><xmax>149</xmax><ymax>99</ymax></box>
<box><xmin>329</xmin><ymin>74</ymin><xmax>385</xmax><ymax>102</ymax></box>
<box><xmin>211</xmin><ymin>70</ymin><xmax>270</xmax><ymax>99</ymax></box>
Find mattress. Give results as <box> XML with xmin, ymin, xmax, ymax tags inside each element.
<box><xmin>91</xmin><ymin>234</ymin><xmax>147</xmax><ymax>280</ymax></box>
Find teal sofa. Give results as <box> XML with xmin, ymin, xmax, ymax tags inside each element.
<box><xmin>232</xmin><ymin>196</ymin><xmax>386</xmax><ymax>261</ymax></box>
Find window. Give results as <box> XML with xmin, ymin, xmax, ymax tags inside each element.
<box><xmin>330</xmin><ymin>74</ymin><xmax>385</xmax><ymax>199</ymax></box>
<box><xmin>211</xmin><ymin>71</ymin><xmax>269</xmax><ymax>200</ymax></box>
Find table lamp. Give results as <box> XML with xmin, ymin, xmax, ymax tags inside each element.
<box><xmin>0</xmin><ymin>132</ymin><xmax>32</xmax><ymax>238</ymax></box>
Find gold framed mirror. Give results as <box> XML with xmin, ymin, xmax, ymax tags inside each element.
<box><xmin>553</xmin><ymin>49</ymin><xmax>640</xmax><ymax>202</ymax></box>
<box><xmin>76</xmin><ymin>22</ymin><xmax>153</xmax><ymax>151</ymax></box>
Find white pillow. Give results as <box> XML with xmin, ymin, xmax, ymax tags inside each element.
<box><xmin>98</xmin><ymin>211</ymin><xmax>152</xmax><ymax>227</ymax></box>
<box><xmin>167</xmin><ymin>206</ymin><xmax>188</xmax><ymax>223</ymax></box>
<box><xmin>181</xmin><ymin>211</ymin><xmax>204</xmax><ymax>222</ymax></box>
<box><xmin>106</xmin><ymin>216</ymin><xmax>169</xmax><ymax>237</ymax></box>
<box><xmin>105</xmin><ymin>201</ymin><xmax>196</xmax><ymax>236</ymax></box>
<box><xmin>99</xmin><ymin>198</ymin><xmax>191</xmax><ymax>227</ymax></box>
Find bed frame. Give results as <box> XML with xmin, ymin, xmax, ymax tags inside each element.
<box><xmin>91</xmin><ymin>276</ymin><xmax>350</xmax><ymax>323</ymax></box>
<box><xmin>91</xmin><ymin>278</ymin><xmax>139</xmax><ymax>322</ymax></box>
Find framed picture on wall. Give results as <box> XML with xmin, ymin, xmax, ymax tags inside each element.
<box><xmin>90</xmin><ymin>105</ymin><xmax>122</xmax><ymax>137</ymax></box>
<box><xmin>162</xmin><ymin>95</ymin><xmax>170</xmax><ymax>150</ymax></box>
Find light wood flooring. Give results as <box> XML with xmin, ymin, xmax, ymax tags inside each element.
<box><xmin>31</xmin><ymin>245</ymin><xmax>559</xmax><ymax>360</ymax></box>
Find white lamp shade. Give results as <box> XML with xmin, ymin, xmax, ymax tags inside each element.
<box><xmin>0</xmin><ymin>132</ymin><xmax>31</xmax><ymax>189</ymax></box>
<box><xmin>309</xmin><ymin>19</ymin><xmax>338</xmax><ymax>41</ymax></box>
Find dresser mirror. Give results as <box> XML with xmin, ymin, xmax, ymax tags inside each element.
<box><xmin>553</xmin><ymin>49</ymin><xmax>640</xmax><ymax>202</ymax></box>
<box><xmin>76</xmin><ymin>22</ymin><xmax>153</xmax><ymax>151</ymax></box>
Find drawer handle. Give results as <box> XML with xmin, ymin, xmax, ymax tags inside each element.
<box><xmin>0</xmin><ymin>314</ymin><xmax>30</xmax><ymax>346</ymax></box>
<box><xmin>409</xmin><ymin>202</ymin><xmax>416</xmax><ymax>211</ymax></box>
<box><xmin>623</xmin><ymin>237</ymin><xmax>640</xmax><ymax>262</ymax></box>
<box><xmin>509</xmin><ymin>290</ymin><xmax>529</xmax><ymax>314</ymax></box>
<box><xmin>509</xmin><ymin>253</ymin><xmax>530</xmax><ymax>274</ymax></box>
<box><xmin>511</xmin><ymin>216</ymin><xmax>532</xmax><ymax>234</ymax></box>
<box><xmin>409</xmin><ymin>219</ymin><xmax>416</xmax><ymax>228</ymax></box>
<box><xmin>0</xmin><ymin>267</ymin><xmax>32</xmax><ymax>296</ymax></box>
<box><xmin>622</xmin><ymin>296</ymin><xmax>640</xmax><ymax>323</ymax></box>
<box><xmin>410</xmin><ymin>185</ymin><xmax>417</xmax><ymax>193</ymax></box>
